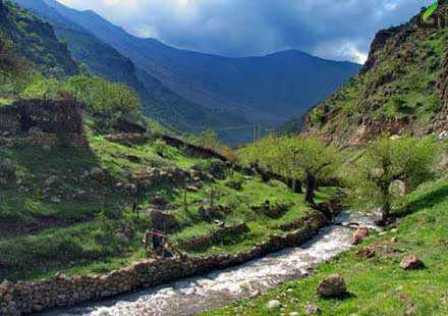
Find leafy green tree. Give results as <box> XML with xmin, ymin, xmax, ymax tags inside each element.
<box><xmin>63</xmin><ymin>75</ymin><xmax>140</xmax><ymax>115</ymax></box>
<box><xmin>282</xmin><ymin>136</ymin><xmax>340</xmax><ymax>204</ymax></box>
<box><xmin>347</xmin><ymin>136</ymin><xmax>439</xmax><ymax>224</ymax></box>
<box><xmin>20</xmin><ymin>74</ymin><xmax>62</xmax><ymax>99</ymax></box>
<box><xmin>240</xmin><ymin>136</ymin><xmax>341</xmax><ymax>205</ymax></box>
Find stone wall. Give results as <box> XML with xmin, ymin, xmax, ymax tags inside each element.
<box><xmin>0</xmin><ymin>99</ymin><xmax>86</xmax><ymax>147</ymax></box>
<box><xmin>160</xmin><ymin>134</ymin><xmax>230</xmax><ymax>162</ymax></box>
<box><xmin>0</xmin><ymin>213</ymin><xmax>327</xmax><ymax>316</ymax></box>
<box><xmin>160</xmin><ymin>134</ymin><xmax>304</xmax><ymax>191</ymax></box>
<box><xmin>178</xmin><ymin>223</ymin><xmax>250</xmax><ymax>252</ymax></box>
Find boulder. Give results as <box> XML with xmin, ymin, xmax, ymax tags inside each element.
<box><xmin>317</xmin><ymin>274</ymin><xmax>348</xmax><ymax>298</ymax></box>
<box><xmin>400</xmin><ymin>255</ymin><xmax>425</xmax><ymax>270</ymax></box>
<box><xmin>266</xmin><ymin>299</ymin><xmax>281</xmax><ymax>310</ymax></box>
<box><xmin>352</xmin><ymin>226</ymin><xmax>369</xmax><ymax>245</ymax></box>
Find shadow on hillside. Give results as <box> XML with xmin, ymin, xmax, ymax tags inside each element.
<box><xmin>396</xmin><ymin>184</ymin><xmax>448</xmax><ymax>218</ymax></box>
<box><xmin>0</xmin><ymin>141</ymin><xmax>129</xmax><ymax>234</ymax></box>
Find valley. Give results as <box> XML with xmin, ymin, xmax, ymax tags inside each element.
<box><xmin>12</xmin><ymin>0</ymin><xmax>360</xmax><ymax>144</ymax></box>
<box><xmin>1</xmin><ymin>0</ymin><xmax>448</xmax><ymax>316</ymax></box>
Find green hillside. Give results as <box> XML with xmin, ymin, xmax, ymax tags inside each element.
<box><xmin>0</xmin><ymin>0</ymin><xmax>334</xmax><ymax>284</ymax></box>
<box><xmin>0</xmin><ymin>0</ymin><xmax>77</xmax><ymax>77</ymax></box>
<box><xmin>298</xmin><ymin>3</ymin><xmax>448</xmax><ymax>145</ymax></box>
<box><xmin>205</xmin><ymin>175</ymin><xmax>448</xmax><ymax>316</ymax></box>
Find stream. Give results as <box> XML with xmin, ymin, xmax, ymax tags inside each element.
<box><xmin>40</xmin><ymin>212</ymin><xmax>380</xmax><ymax>316</ymax></box>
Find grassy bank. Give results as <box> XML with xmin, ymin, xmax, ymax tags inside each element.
<box><xmin>0</xmin><ymin>131</ymin><xmax>333</xmax><ymax>281</ymax></box>
<box><xmin>204</xmin><ymin>177</ymin><xmax>448</xmax><ymax>316</ymax></box>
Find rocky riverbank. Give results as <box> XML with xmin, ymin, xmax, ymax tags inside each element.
<box><xmin>0</xmin><ymin>213</ymin><xmax>328</xmax><ymax>316</ymax></box>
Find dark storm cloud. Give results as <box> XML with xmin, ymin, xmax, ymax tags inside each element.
<box><xmin>59</xmin><ymin>0</ymin><xmax>434</xmax><ymax>63</ymax></box>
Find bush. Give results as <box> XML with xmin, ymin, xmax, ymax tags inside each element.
<box><xmin>63</xmin><ymin>75</ymin><xmax>140</xmax><ymax>115</ymax></box>
<box><xmin>346</xmin><ymin>135</ymin><xmax>439</xmax><ymax>223</ymax></box>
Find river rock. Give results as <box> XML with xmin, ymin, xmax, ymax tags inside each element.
<box><xmin>317</xmin><ymin>274</ymin><xmax>347</xmax><ymax>298</ymax></box>
<box><xmin>400</xmin><ymin>255</ymin><xmax>425</xmax><ymax>270</ymax></box>
<box><xmin>352</xmin><ymin>227</ymin><xmax>369</xmax><ymax>245</ymax></box>
<box><xmin>266</xmin><ymin>299</ymin><xmax>282</xmax><ymax>310</ymax></box>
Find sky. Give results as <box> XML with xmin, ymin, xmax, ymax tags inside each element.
<box><xmin>57</xmin><ymin>0</ymin><xmax>434</xmax><ymax>64</ymax></box>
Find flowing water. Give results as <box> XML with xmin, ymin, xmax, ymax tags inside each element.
<box><xmin>41</xmin><ymin>212</ymin><xmax>380</xmax><ymax>316</ymax></box>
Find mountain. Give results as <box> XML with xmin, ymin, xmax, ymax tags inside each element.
<box><xmin>0</xmin><ymin>0</ymin><xmax>77</xmax><ymax>77</ymax></box>
<box><xmin>300</xmin><ymin>2</ymin><xmax>448</xmax><ymax>145</ymax></box>
<box><xmin>32</xmin><ymin>0</ymin><xmax>360</xmax><ymax>141</ymax></box>
<box><xmin>11</xmin><ymin>0</ymin><xmax>251</xmax><ymax>143</ymax></box>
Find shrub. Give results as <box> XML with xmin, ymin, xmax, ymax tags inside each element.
<box><xmin>346</xmin><ymin>135</ymin><xmax>439</xmax><ymax>224</ymax></box>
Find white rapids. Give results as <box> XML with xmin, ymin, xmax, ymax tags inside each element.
<box><xmin>40</xmin><ymin>212</ymin><xmax>380</xmax><ymax>316</ymax></box>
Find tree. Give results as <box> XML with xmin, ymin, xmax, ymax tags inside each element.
<box><xmin>347</xmin><ymin>136</ymin><xmax>439</xmax><ymax>225</ymax></box>
<box><xmin>240</xmin><ymin>135</ymin><xmax>341</xmax><ymax>206</ymax></box>
<box><xmin>20</xmin><ymin>74</ymin><xmax>62</xmax><ymax>99</ymax></box>
<box><xmin>63</xmin><ymin>75</ymin><xmax>140</xmax><ymax>115</ymax></box>
<box><xmin>283</xmin><ymin>136</ymin><xmax>340</xmax><ymax>205</ymax></box>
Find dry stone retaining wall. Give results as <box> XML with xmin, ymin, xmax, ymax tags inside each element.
<box><xmin>0</xmin><ymin>99</ymin><xmax>86</xmax><ymax>147</ymax></box>
<box><xmin>178</xmin><ymin>223</ymin><xmax>250</xmax><ymax>252</ymax></box>
<box><xmin>0</xmin><ymin>213</ymin><xmax>327</xmax><ymax>316</ymax></box>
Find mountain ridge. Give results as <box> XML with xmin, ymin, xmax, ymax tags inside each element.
<box><xmin>40</xmin><ymin>0</ymin><xmax>360</xmax><ymax>139</ymax></box>
<box><xmin>12</xmin><ymin>0</ymin><xmax>252</xmax><ymax>143</ymax></box>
